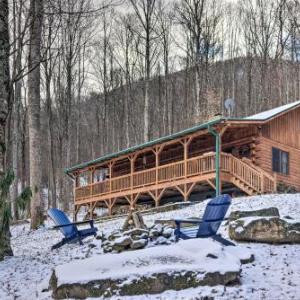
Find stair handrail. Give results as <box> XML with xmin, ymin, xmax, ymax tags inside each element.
<box><xmin>221</xmin><ymin>153</ymin><xmax>276</xmax><ymax>193</ymax></box>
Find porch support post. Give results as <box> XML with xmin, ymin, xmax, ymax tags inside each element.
<box><xmin>154</xmin><ymin>145</ymin><xmax>164</xmax><ymax>182</ymax></box>
<box><xmin>182</xmin><ymin>137</ymin><xmax>192</xmax><ymax>178</ymax></box>
<box><xmin>109</xmin><ymin>161</ymin><xmax>115</xmax><ymax>193</ymax></box>
<box><xmin>208</xmin><ymin>126</ymin><xmax>221</xmax><ymax>196</ymax></box>
<box><xmin>89</xmin><ymin>168</ymin><xmax>94</xmax><ymax>197</ymax></box>
<box><xmin>129</xmin><ymin>155</ymin><xmax>136</xmax><ymax>191</ymax></box>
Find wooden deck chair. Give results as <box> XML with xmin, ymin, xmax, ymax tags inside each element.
<box><xmin>48</xmin><ymin>208</ymin><xmax>98</xmax><ymax>250</ymax></box>
<box><xmin>174</xmin><ymin>194</ymin><xmax>235</xmax><ymax>246</ymax></box>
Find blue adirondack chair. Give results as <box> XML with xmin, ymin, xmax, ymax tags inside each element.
<box><xmin>48</xmin><ymin>208</ymin><xmax>98</xmax><ymax>250</ymax></box>
<box><xmin>174</xmin><ymin>194</ymin><xmax>235</xmax><ymax>246</ymax></box>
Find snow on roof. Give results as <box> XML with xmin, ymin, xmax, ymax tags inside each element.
<box><xmin>245</xmin><ymin>100</ymin><xmax>300</xmax><ymax>120</ymax></box>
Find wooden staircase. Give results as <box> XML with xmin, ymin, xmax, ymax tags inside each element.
<box><xmin>220</xmin><ymin>153</ymin><xmax>277</xmax><ymax>195</ymax></box>
<box><xmin>231</xmin><ymin>177</ymin><xmax>256</xmax><ymax>195</ymax></box>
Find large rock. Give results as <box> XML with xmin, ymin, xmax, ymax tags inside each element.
<box><xmin>229</xmin><ymin>207</ymin><xmax>280</xmax><ymax>221</ymax></box>
<box><xmin>50</xmin><ymin>239</ymin><xmax>246</xmax><ymax>299</ymax></box>
<box><xmin>229</xmin><ymin>217</ymin><xmax>300</xmax><ymax>244</ymax></box>
<box><xmin>50</xmin><ymin>270</ymin><xmax>239</xmax><ymax>299</ymax></box>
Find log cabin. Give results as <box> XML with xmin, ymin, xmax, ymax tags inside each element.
<box><xmin>66</xmin><ymin>100</ymin><xmax>300</xmax><ymax>219</ymax></box>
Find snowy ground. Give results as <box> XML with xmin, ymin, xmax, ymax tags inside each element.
<box><xmin>0</xmin><ymin>194</ymin><xmax>300</xmax><ymax>300</ymax></box>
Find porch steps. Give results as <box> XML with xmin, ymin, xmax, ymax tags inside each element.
<box><xmin>230</xmin><ymin>177</ymin><xmax>256</xmax><ymax>196</ymax></box>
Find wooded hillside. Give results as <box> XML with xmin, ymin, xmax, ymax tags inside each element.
<box><xmin>2</xmin><ymin>0</ymin><xmax>300</xmax><ymax>221</ymax></box>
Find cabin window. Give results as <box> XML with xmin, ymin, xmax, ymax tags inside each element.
<box><xmin>272</xmin><ymin>147</ymin><xmax>289</xmax><ymax>175</ymax></box>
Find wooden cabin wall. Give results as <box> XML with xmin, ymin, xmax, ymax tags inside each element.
<box><xmin>256</xmin><ymin>109</ymin><xmax>300</xmax><ymax>190</ymax></box>
<box><xmin>256</xmin><ymin>136</ymin><xmax>300</xmax><ymax>190</ymax></box>
<box><xmin>261</xmin><ymin>109</ymin><xmax>300</xmax><ymax>148</ymax></box>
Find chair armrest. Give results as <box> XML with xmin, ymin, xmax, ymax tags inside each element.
<box><xmin>51</xmin><ymin>220</ymin><xmax>94</xmax><ymax>230</ymax></box>
<box><xmin>174</xmin><ymin>219</ymin><xmax>202</xmax><ymax>234</ymax></box>
<box><xmin>73</xmin><ymin>220</ymin><xmax>95</xmax><ymax>227</ymax></box>
<box><xmin>174</xmin><ymin>219</ymin><xmax>202</xmax><ymax>225</ymax></box>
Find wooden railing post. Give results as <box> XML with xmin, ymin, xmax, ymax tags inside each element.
<box><xmin>155</xmin><ymin>145</ymin><xmax>164</xmax><ymax>185</ymax></box>
<box><xmin>109</xmin><ymin>162</ymin><xmax>114</xmax><ymax>193</ymax></box>
<box><xmin>261</xmin><ymin>172</ymin><xmax>264</xmax><ymax>193</ymax></box>
<box><xmin>181</xmin><ymin>137</ymin><xmax>192</xmax><ymax>178</ymax></box>
<box><xmin>154</xmin><ymin>146</ymin><xmax>160</xmax><ymax>184</ymax></box>
<box><xmin>129</xmin><ymin>155</ymin><xmax>136</xmax><ymax>191</ymax></box>
<box><xmin>184</xmin><ymin>139</ymin><xmax>188</xmax><ymax>178</ymax></box>
<box><xmin>90</xmin><ymin>168</ymin><xmax>94</xmax><ymax>197</ymax></box>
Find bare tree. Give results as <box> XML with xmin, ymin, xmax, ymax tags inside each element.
<box><xmin>128</xmin><ymin>0</ymin><xmax>159</xmax><ymax>142</ymax></box>
<box><xmin>175</xmin><ymin>0</ymin><xmax>222</xmax><ymax>121</ymax></box>
<box><xmin>28</xmin><ymin>0</ymin><xmax>44</xmax><ymax>229</ymax></box>
<box><xmin>240</xmin><ymin>0</ymin><xmax>279</xmax><ymax>110</ymax></box>
<box><xmin>157</xmin><ymin>0</ymin><xmax>173</xmax><ymax>134</ymax></box>
<box><xmin>113</xmin><ymin>13</ymin><xmax>139</xmax><ymax>147</ymax></box>
<box><xmin>42</xmin><ymin>1</ymin><xmax>60</xmax><ymax>209</ymax></box>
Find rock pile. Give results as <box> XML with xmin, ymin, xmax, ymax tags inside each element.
<box><xmin>101</xmin><ymin>224</ymin><xmax>175</xmax><ymax>253</ymax></box>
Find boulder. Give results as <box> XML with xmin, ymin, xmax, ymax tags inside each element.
<box><xmin>103</xmin><ymin>245</ymin><xmax>112</xmax><ymax>253</ymax></box>
<box><xmin>111</xmin><ymin>236</ymin><xmax>132</xmax><ymax>252</ymax></box>
<box><xmin>123</xmin><ymin>228</ymin><xmax>149</xmax><ymax>237</ymax></box>
<box><xmin>162</xmin><ymin>227</ymin><xmax>173</xmax><ymax>238</ymax></box>
<box><xmin>154</xmin><ymin>236</ymin><xmax>169</xmax><ymax>245</ymax></box>
<box><xmin>229</xmin><ymin>217</ymin><xmax>300</xmax><ymax>244</ymax></box>
<box><xmin>229</xmin><ymin>207</ymin><xmax>280</xmax><ymax>221</ymax></box>
<box><xmin>108</xmin><ymin>231</ymin><xmax>122</xmax><ymax>241</ymax></box>
<box><xmin>130</xmin><ymin>239</ymin><xmax>148</xmax><ymax>249</ymax></box>
<box><xmin>113</xmin><ymin>236</ymin><xmax>132</xmax><ymax>247</ymax></box>
<box><xmin>149</xmin><ymin>224</ymin><xmax>163</xmax><ymax>238</ymax></box>
<box><xmin>153</xmin><ymin>224</ymin><xmax>163</xmax><ymax>234</ymax></box>
<box><xmin>149</xmin><ymin>229</ymin><xmax>160</xmax><ymax>238</ymax></box>
<box><xmin>131</xmin><ymin>233</ymin><xmax>149</xmax><ymax>240</ymax></box>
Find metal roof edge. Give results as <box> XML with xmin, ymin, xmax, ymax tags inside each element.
<box><xmin>244</xmin><ymin>100</ymin><xmax>300</xmax><ymax>121</ymax></box>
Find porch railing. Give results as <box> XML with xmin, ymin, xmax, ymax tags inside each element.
<box><xmin>75</xmin><ymin>152</ymin><xmax>277</xmax><ymax>202</ymax></box>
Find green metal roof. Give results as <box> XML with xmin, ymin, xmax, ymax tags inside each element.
<box><xmin>65</xmin><ymin>116</ymin><xmax>225</xmax><ymax>174</ymax></box>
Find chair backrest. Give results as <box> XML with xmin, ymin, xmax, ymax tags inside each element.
<box><xmin>48</xmin><ymin>208</ymin><xmax>77</xmax><ymax>238</ymax></box>
<box><xmin>197</xmin><ymin>194</ymin><xmax>231</xmax><ymax>238</ymax></box>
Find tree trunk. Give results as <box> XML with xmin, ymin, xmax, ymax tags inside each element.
<box><xmin>45</xmin><ymin>71</ymin><xmax>56</xmax><ymax>208</ymax></box>
<box><xmin>0</xmin><ymin>0</ymin><xmax>13</xmax><ymax>260</ymax></box>
<box><xmin>144</xmin><ymin>80</ymin><xmax>150</xmax><ymax>142</ymax></box>
<box><xmin>28</xmin><ymin>0</ymin><xmax>43</xmax><ymax>229</ymax></box>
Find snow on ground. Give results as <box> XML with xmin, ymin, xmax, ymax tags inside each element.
<box><xmin>0</xmin><ymin>193</ymin><xmax>300</xmax><ymax>300</ymax></box>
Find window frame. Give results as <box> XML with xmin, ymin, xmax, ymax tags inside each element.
<box><xmin>272</xmin><ymin>147</ymin><xmax>289</xmax><ymax>175</ymax></box>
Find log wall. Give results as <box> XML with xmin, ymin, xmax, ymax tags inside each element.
<box><xmin>256</xmin><ymin>108</ymin><xmax>300</xmax><ymax>189</ymax></box>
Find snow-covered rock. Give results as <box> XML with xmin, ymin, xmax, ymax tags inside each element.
<box><xmin>162</xmin><ymin>226</ymin><xmax>174</xmax><ymax>238</ymax></box>
<box><xmin>229</xmin><ymin>216</ymin><xmax>300</xmax><ymax>243</ymax></box>
<box><xmin>50</xmin><ymin>239</ymin><xmax>249</xmax><ymax>299</ymax></box>
<box><xmin>130</xmin><ymin>239</ymin><xmax>148</xmax><ymax>249</ymax></box>
<box><xmin>229</xmin><ymin>207</ymin><xmax>280</xmax><ymax>221</ymax></box>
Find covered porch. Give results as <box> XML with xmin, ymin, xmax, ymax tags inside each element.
<box><xmin>68</xmin><ymin>120</ymin><xmax>277</xmax><ymax>220</ymax></box>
